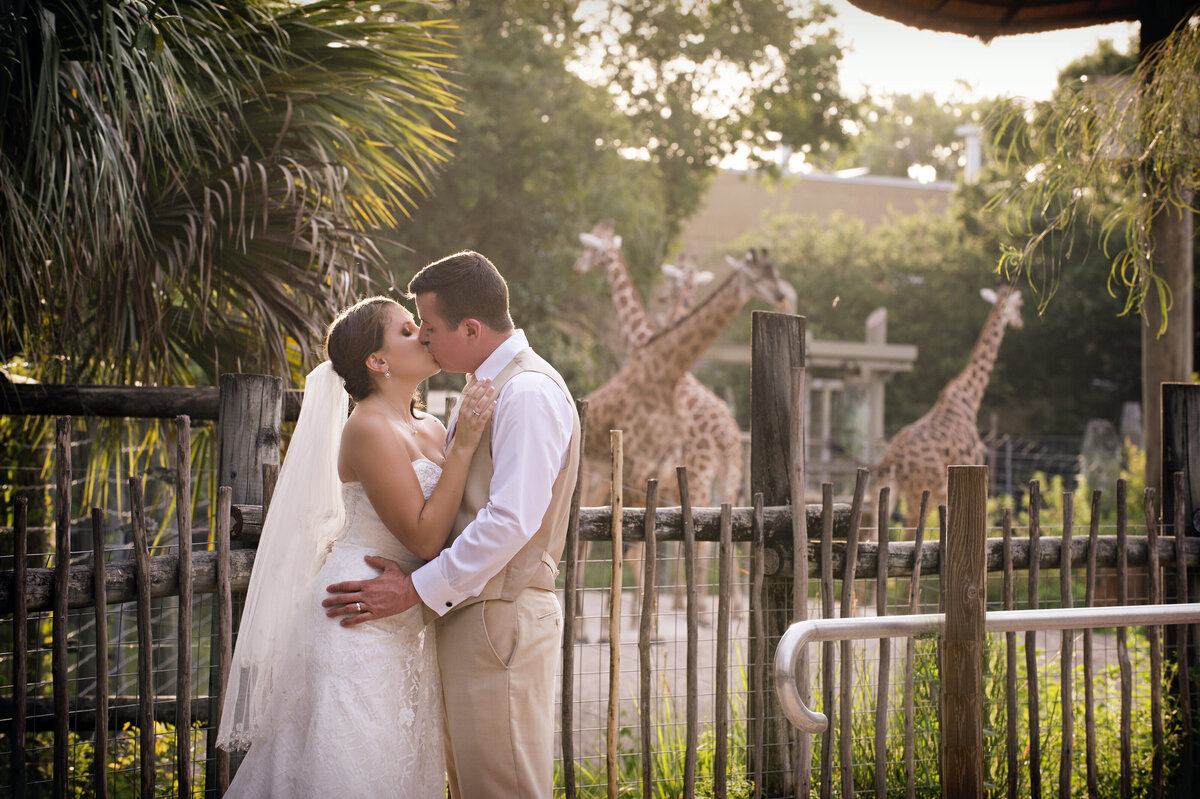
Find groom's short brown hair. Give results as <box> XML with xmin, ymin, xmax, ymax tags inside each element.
<box><xmin>407</xmin><ymin>251</ymin><xmax>514</xmax><ymax>333</ymax></box>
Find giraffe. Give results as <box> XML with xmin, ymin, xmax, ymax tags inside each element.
<box><xmin>573</xmin><ymin>224</ymin><xmax>744</xmax><ymax>507</ymax></box>
<box><xmin>578</xmin><ymin>245</ymin><xmax>794</xmax><ymax>627</ymax></box>
<box><xmin>572</xmin><ymin>225</ymin><xmax>751</xmax><ymax>626</ymax></box>
<box><xmin>656</xmin><ymin>255</ymin><xmax>714</xmax><ymax>328</ymax></box>
<box><xmin>876</xmin><ymin>285</ymin><xmax>1024</xmax><ymax>531</ymax></box>
<box><xmin>581</xmin><ymin>245</ymin><xmax>793</xmax><ymax>503</ymax></box>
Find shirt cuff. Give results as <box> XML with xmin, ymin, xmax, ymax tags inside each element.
<box><xmin>410</xmin><ymin>559</ymin><xmax>461</xmax><ymax>617</ymax></box>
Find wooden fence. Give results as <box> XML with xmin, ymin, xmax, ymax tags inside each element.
<box><xmin>3</xmin><ymin>315</ymin><xmax>1199</xmax><ymax>798</ymax></box>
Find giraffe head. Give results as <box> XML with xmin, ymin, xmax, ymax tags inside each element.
<box><xmin>574</xmin><ymin>221</ymin><xmax>621</xmax><ymax>275</ymax></box>
<box><xmin>657</xmin><ymin>254</ymin><xmax>714</xmax><ymax>324</ymax></box>
<box><xmin>724</xmin><ymin>248</ymin><xmax>797</xmax><ymax>312</ymax></box>
<box><xmin>980</xmin><ymin>286</ymin><xmax>1024</xmax><ymax>330</ymax></box>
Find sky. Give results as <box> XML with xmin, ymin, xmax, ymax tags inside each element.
<box><xmin>827</xmin><ymin>0</ymin><xmax>1139</xmax><ymax>102</ymax></box>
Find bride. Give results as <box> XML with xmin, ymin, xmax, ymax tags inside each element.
<box><xmin>216</xmin><ymin>296</ymin><xmax>496</xmax><ymax>797</ymax></box>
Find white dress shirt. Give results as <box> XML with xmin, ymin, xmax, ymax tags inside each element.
<box><xmin>411</xmin><ymin>331</ymin><xmax>575</xmax><ymax>615</ymax></box>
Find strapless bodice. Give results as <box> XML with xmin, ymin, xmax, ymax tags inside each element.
<box><xmin>335</xmin><ymin>458</ymin><xmax>442</xmax><ymax>573</ymax></box>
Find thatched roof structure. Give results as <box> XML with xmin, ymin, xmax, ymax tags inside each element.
<box><xmin>845</xmin><ymin>1</ymin><xmax>1178</xmax><ymax>41</ymax></box>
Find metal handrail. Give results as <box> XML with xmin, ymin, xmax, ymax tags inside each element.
<box><xmin>774</xmin><ymin>602</ymin><xmax>1200</xmax><ymax>734</ymax></box>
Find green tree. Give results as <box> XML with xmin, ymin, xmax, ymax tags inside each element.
<box><xmin>575</xmin><ymin>0</ymin><xmax>854</xmax><ymax>233</ymax></box>
<box><xmin>825</xmin><ymin>90</ymin><xmax>998</xmax><ymax>182</ymax></box>
<box><xmin>383</xmin><ymin>0</ymin><xmax>669</xmax><ymax>391</ymax></box>
<box><xmin>1</xmin><ymin>0</ymin><xmax>458</xmax><ymax>385</ymax></box>
<box><xmin>986</xmin><ymin>22</ymin><xmax>1197</xmax><ymax>491</ymax></box>
<box><xmin>703</xmin><ymin>199</ymin><xmax>1141</xmax><ymax>438</ymax></box>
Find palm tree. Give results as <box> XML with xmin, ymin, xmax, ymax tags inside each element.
<box><xmin>1</xmin><ymin>0</ymin><xmax>459</xmax><ymax>385</ymax></box>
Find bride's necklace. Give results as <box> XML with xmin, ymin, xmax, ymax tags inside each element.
<box><xmin>376</xmin><ymin>395</ymin><xmax>418</xmax><ymax>435</ymax></box>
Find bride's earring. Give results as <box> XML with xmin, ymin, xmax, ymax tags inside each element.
<box><xmin>384</xmin><ymin>369</ymin><xmax>391</xmax><ymax>378</ymax></box>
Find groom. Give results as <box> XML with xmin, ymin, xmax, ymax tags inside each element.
<box><xmin>324</xmin><ymin>250</ymin><xmax>581</xmax><ymax>798</ymax></box>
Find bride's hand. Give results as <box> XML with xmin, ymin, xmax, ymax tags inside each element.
<box><xmin>451</xmin><ymin>379</ymin><xmax>496</xmax><ymax>450</ymax></box>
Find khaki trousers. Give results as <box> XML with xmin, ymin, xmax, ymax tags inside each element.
<box><xmin>436</xmin><ymin>588</ymin><xmax>561</xmax><ymax>799</ymax></box>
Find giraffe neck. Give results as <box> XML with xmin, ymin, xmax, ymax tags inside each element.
<box><xmin>938</xmin><ymin>298</ymin><xmax>1012</xmax><ymax>417</ymax></box>
<box><xmin>631</xmin><ymin>270</ymin><xmax>746</xmax><ymax>385</ymax></box>
<box><xmin>664</xmin><ymin>291</ymin><xmax>693</xmax><ymax>326</ymax></box>
<box><xmin>602</xmin><ymin>249</ymin><xmax>657</xmax><ymax>351</ymax></box>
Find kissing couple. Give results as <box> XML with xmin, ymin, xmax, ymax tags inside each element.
<box><xmin>216</xmin><ymin>250</ymin><xmax>581</xmax><ymax>797</ymax></box>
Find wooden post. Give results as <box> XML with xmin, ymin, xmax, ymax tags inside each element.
<box><xmin>130</xmin><ymin>478</ymin><xmax>155</xmax><ymax>799</ymax></box>
<box><xmin>606</xmin><ymin>430</ymin><xmax>623</xmax><ymax>799</ymax></box>
<box><xmin>942</xmin><ymin>465</ymin><xmax>987</xmax><ymax>799</ymax></box>
<box><xmin>91</xmin><ymin>509</ymin><xmax>108</xmax><ymax>799</ymax></box>
<box><xmin>53</xmin><ymin>417</ymin><xmax>70</xmax><ymax>799</ymax></box>
<box><xmin>175</xmin><ymin>416</ymin><xmax>193</xmax><ymax>799</ymax></box>
<box><xmin>1162</xmin><ymin>382</ymin><xmax>1199</xmax><ymax>784</ymax></box>
<box><xmin>214</xmin><ymin>487</ymin><xmax>233</xmax><ymax>795</ymax></box>
<box><xmin>12</xmin><ymin>498</ymin><xmax>28</xmax><ymax>799</ymax></box>
<box><xmin>561</xmin><ymin>399</ymin><xmax>587</xmax><ymax>799</ymax></box>
<box><xmin>208</xmin><ymin>374</ymin><xmax>281</xmax><ymax>795</ymax></box>
<box><xmin>749</xmin><ymin>309</ymin><xmax>805</xmax><ymax>795</ymax></box>
<box><xmin>790</xmin><ymin>366</ymin><xmax>811</xmax><ymax>798</ymax></box>
<box><xmin>639</xmin><ymin>479</ymin><xmax>659</xmax><ymax>799</ymax></box>
<box><xmin>1162</xmin><ymin>383</ymin><xmax>1200</xmax><ymax>538</ymax></box>
<box><xmin>679</xmin><ymin>467</ymin><xmax>699</xmax><ymax>799</ymax></box>
<box><xmin>216</xmin><ymin>374</ymin><xmax>283</xmax><ymax>544</ymax></box>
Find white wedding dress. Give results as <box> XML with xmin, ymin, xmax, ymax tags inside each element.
<box><xmin>225</xmin><ymin>459</ymin><xmax>447</xmax><ymax>798</ymax></box>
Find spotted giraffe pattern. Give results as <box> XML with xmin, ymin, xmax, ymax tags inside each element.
<box><xmin>876</xmin><ymin>286</ymin><xmax>1024</xmax><ymax>527</ymax></box>
<box><xmin>573</xmin><ymin>226</ymin><xmax>745</xmax><ymax>505</ymax></box>
<box><xmin>581</xmin><ymin>247</ymin><xmax>796</xmax><ymax>505</ymax></box>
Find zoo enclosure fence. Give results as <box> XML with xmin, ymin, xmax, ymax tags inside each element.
<box><xmin>2</xmin><ymin>314</ymin><xmax>1199</xmax><ymax>798</ymax></box>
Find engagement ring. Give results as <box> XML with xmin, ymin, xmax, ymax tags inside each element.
<box><xmin>471</xmin><ymin>410</ymin><xmax>481</xmax><ymax>415</ymax></box>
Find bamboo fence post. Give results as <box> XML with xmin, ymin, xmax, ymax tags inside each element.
<box><xmin>906</xmin><ymin>490</ymin><xmax>930</xmax><ymax>799</ymax></box>
<box><xmin>561</xmin><ymin>399</ymin><xmax>587</xmax><ymax>799</ymax></box>
<box><xmin>1002</xmin><ymin>507</ymin><xmax>1017</xmax><ymax>799</ymax></box>
<box><xmin>750</xmin><ymin>493</ymin><xmax>765</xmax><ymax>793</ymax></box>
<box><xmin>715</xmin><ymin>503</ymin><xmax>733</xmax><ymax>799</ymax></box>
<box><xmin>790</xmin><ymin>366</ymin><xmax>810</xmax><ymax>799</ymax></box>
<box><xmin>942</xmin><ymin>465</ymin><xmax>987</xmax><ymax>798</ymax></box>
<box><xmin>819</xmin><ymin>483</ymin><xmax>835</xmax><ymax>799</ymax></box>
<box><xmin>874</xmin><ymin>486</ymin><xmax>890</xmax><ymax>799</ymax></box>
<box><xmin>1173</xmin><ymin>470</ymin><xmax>1192</xmax><ymax>795</ymax></box>
<box><xmin>175</xmin><ymin>416</ymin><xmax>193</xmax><ymax>799</ymax></box>
<box><xmin>1058</xmin><ymin>493</ymin><xmax>1075</xmax><ymax>799</ymax></box>
<box><xmin>749</xmin><ymin>310</ymin><xmax>805</xmax><ymax>794</ymax></box>
<box><xmin>12</xmin><ymin>497</ymin><xmax>28</xmax><ymax>799</ymax></box>
<box><xmin>679</xmin><ymin>466</ymin><xmax>699</xmax><ymax>798</ymax></box>
<box><xmin>214</xmin><ymin>486</ymin><xmax>233</xmax><ymax>794</ymax></box>
<box><xmin>1026</xmin><ymin>480</ymin><xmax>1043</xmax><ymax>799</ymax></box>
<box><xmin>53</xmin><ymin>417</ymin><xmax>71</xmax><ymax>799</ymax></box>
<box><xmin>1146</xmin><ymin>488</ymin><xmax>1163</xmax><ymax>799</ymax></box>
<box><xmin>606</xmin><ymin>430</ymin><xmax>623</xmax><ymax>799</ymax></box>
<box><xmin>639</xmin><ymin>479</ymin><xmax>659</xmax><ymax>799</ymax></box>
<box><xmin>1084</xmin><ymin>490</ymin><xmax>1101</xmax><ymax>799</ymax></box>
<box><xmin>130</xmin><ymin>477</ymin><xmax>156</xmax><ymax>799</ymax></box>
<box><xmin>839</xmin><ymin>469</ymin><xmax>868</xmax><ymax>799</ymax></box>
<box><xmin>91</xmin><ymin>509</ymin><xmax>108</xmax><ymax>799</ymax></box>
<box><xmin>1117</xmin><ymin>480</ymin><xmax>1132</xmax><ymax>799</ymax></box>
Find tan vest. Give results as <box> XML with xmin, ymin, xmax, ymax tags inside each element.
<box><xmin>447</xmin><ymin>347</ymin><xmax>580</xmax><ymax>609</ymax></box>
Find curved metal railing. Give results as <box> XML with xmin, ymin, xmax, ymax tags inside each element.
<box><xmin>774</xmin><ymin>602</ymin><xmax>1200</xmax><ymax>734</ymax></box>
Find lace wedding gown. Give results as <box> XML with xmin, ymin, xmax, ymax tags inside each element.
<box><xmin>225</xmin><ymin>459</ymin><xmax>446</xmax><ymax>798</ymax></box>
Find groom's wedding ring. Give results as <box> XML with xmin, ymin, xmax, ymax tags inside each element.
<box><xmin>355</xmin><ymin>602</ymin><xmax>362</xmax><ymax>613</ymax></box>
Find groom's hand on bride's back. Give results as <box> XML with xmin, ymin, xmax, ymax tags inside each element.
<box><xmin>322</xmin><ymin>556</ymin><xmax>421</xmax><ymax>627</ymax></box>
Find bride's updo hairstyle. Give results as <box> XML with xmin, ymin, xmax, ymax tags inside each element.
<box><xmin>325</xmin><ymin>296</ymin><xmax>396</xmax><ymax>401</ymax></box>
